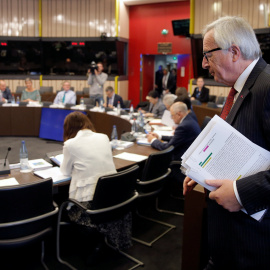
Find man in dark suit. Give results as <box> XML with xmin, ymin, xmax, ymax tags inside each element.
<box><xmin>184</xmin><ymin>16</ymin><xmax>270</xmax><ymax>269</ymax></box>
<box><xmin>0</xmin><ymin>80</ymin><xmax>12</xmax><ymax>103</ymax></box>
<box><xmin>104</xmin><ymin>86</ymin><xmax>124</xmax><ymax>108</ymax></box>
<box><xmin>147</xmin><ymin>101</ymin><xmax>200</xmax><ymax>167</ymax></box>
<box><xmin>191</xmin><ymin>77</ymin><xmax>209</xmax><ymax>103</ymax></box>
<box><xmin>162</xmin><ymin>68</ymin><xmax>176</xmax><ymax>95</ymax></box>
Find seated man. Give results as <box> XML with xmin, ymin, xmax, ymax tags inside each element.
<box><xmin>146</xmin><ymin>102</ymin><xmax>201</xmax><ymax>192</ymax></box>
<box><xmin>104</xmin><ymin>86</ymin><xmax>124</xmax><ymax>108</ymax></box>
<box><xmin>53</xmin><ymin>81</ymin><xmax>76</xmax><ymax>105</ymax></box>
<box><xmin>0</xmin><ymin>80</ymin><xmax>12</xmax><ymax>103</ymax></box>
<box><xmin>142</xmin><ymin>90</ymin><xmax>166</xmax><ymax>118</ymax></box>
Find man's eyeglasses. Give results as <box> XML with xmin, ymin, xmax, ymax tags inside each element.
<box><xmin>203</xmin><ymin>47</ymin><xmax>222</xmax><ymax>61</ymax></box>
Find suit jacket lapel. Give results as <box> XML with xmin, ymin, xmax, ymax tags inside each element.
<box><xmin>226</xmin><ymin>58</ymin><xmax>267</xmax><ymax>125</ymax></box>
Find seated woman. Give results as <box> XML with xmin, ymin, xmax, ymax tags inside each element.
<box><xmin>60</xmin><ymin>112</ymin><xmax>132</xmax><ymax>251</ymax></box>
<box><xmin>21</xmin><ymin>78</ymin><xmax>41</xmax><ymax>102</ymax></box>
<box><xmin>191</xmin><ymin>77</ymin><xmax>209</xmax><ymax>103</ymax></box>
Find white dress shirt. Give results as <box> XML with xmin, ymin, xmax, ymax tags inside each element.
<box><xmin>53</xmin><ymin>89</ymin><xmax>76</xmax><ymax>105</ymax></box>
<box><xmin>60</xmin><ymin>129</ymin><xmax>116</xmax><ymax>202</ymax></box>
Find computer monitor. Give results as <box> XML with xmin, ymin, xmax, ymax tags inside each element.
<box><xmin>172</xmin><ymin>19</ymin><xmax>190</xmax><ymax>37</ymax></box>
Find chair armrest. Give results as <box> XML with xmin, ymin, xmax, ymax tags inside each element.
<box><xmin>67</xmin><ymin>198</ymin><xmax>88</xmax><ymax>211</ymax></box>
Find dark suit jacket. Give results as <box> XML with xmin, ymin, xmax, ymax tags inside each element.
<box><xmin>191</xmin><ymin>86</ymin><xmax>209</xmax><ymax>102</ymax></box>
<box><xmin>106</xmin><ymin>94</ymin><xmax>124</xmax><ymax>108</ymax></box>
<box><xmin>2</xmin><ymin>87</ymin><xmax>12</xmax><ymax>102</ymax></box>
<box><xmin>151</xmin><ymin>113</ymin><xmax>201</xmax><ymax>161</ymax></box>
<box><xmin>166</xmin><ymin>73</ymin><xmax>176</xmax><ymax>94</ymax></box>
<box><xmin>208</xmin><ymin>58</ymin><xmax>270</xmax><ymax>270</ymax></box>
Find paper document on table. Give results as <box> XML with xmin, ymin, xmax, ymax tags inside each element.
<box><xmin>181</xmin><ymin>115</ymin><xmax>270</xmax><ymax>221</ymax></box>
<box><xmin>0</xmin><ymin>178</ymin><xmax>19</xmax><ymax>187</ymax></box>
<box><xmin>113</xmin><ymin>152</ymin><xmax>148</xmax><ymax>162</ymax></box>
<box><xmin>34</xmin><ymin>167</ymin><xmax>71</xmax><ymax>184</ymax></box>
<box><xmin>50</xmin><ymin>154</ymin><xmax>64</xmax><ymax>166</ymax></box>
<box><xmin>161</xmin><ymin>110</ymin><xmax>175</xmax><ymax>127</ymax></box>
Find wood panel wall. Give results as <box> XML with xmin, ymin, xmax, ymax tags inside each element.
<box><xmin>42</xmin><ymin>0</ymin><xmax>116</xmax><ymax>37</ymax></box>
<box><xmin>0</xmin><ymin>0</ymin><xmax>116</xmax><ymax>37</ymax></box>
<box><xmin>0</xmin><ymin>0</ymin><xmax>39</xmax><ymax>36</ymax></box>
<box><xmin>194</xmin><ymin>0</ymin><xmax>270</xmax><ymax>34</ymax></box>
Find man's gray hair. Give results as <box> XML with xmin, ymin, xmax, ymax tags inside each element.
<box><xmin>163</xmin><ymin>94</ymin><xmax>177</xmax><ymax>107</ymax></box>
<box><xmin>202</xmin><ymin>16</ymin><xmax>261</xmax><ymax>60</ymax></box>
<box><xmin>171</xmin><ymin>102</ymin><xmax>188</xmax><ymax>114</ymax></box>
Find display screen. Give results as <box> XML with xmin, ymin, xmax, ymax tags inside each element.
<box><xmin>172</xmin><ymin>19</ymin><xmax>190</xmax><ymax>36</ymax></box>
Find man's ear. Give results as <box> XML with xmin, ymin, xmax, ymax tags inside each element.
<box><xmin>230</xmin><ymin>45</ymin><xmax>241</xmax><ymax>62</ymax></box>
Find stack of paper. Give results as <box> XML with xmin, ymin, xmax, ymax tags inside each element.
<box><xmin>181</xmin><ymin>115</ymin><xmax>270</xmax><ymax>220</ymax></box>
<box><xmin>0</xmin><ymin>178</ymin><xmax>19</xmax><ymax>187</ymax></box>
<box><xmin>34</xmin><ymin>167</ymin><xmax>71</xmax><ymax>184</ymax></box>
<box><xmin>50</xmin><ymin>154</ymin><xmax>64</xmax><ymax>166</ymax></box>
<box><xmin>28</xmin><ymin>159</ymin><xmax>53</xmax><ymax>171</ymax></box>
<box><xmin>110</xmin><ymin>140</ymin><xmax>134</xmax><ymax>149</ymax></box>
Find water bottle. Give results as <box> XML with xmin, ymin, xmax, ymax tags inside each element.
<box><xmin>100</xmin><ymin>99</ymin><xmax>104</xmax><ymax>111</ymax></box>
<box><xmin>0</xmin><ymin>91</ymin><xmax>2</xmax><ymax>101</ymax></box>
<box><xmin>139</xmin><ymin>111</ymin><xmax>144</xmax><ymax>128</ymax></box>
<box><xmin>16</xmin><ymin>96</ymin><xmax>20</xmax><ymax>104</ymax></box>
<box><xmin>11</xmin><ymin>94</ymin><xmax>15</xmax><ymax>104</ymax></box>
<box><xmin>117</xmin><ymin>101</ymin><xmax>121</xmax><ymax>115</ymax></box>
<box><xmin>20</xmin><ymin>140</ymin><xmax>30</xmax><ymax>172</ymax></box>
<box><xmin>80</xmin><ymin>97</ymin><xmax>85</xmax><ymax>109</ymax></box>
<box><xmin>111</xmin><ymin>125</ymin><xmax>118</xmax><ymax>149</ymax></box>
<box><xmin>131</xmin><ymin>118</ymin><xmax>137</xmax><ymax>134</ymax></box>
<box><xmin>129</xmin><ymin>104</ymin><xmax>134</xmax><ymax>119</ymax></box>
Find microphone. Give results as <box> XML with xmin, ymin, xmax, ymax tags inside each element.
<box><xmin>4</xmin><ymin>147</ymin><xmax>11</xmax><ymax>166</ymax></box>
<box><xmin>0</xmin><ymin>147</ymin><xmax>11</xmax><ymax>175</ymax></box>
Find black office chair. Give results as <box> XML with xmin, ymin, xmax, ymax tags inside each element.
<box><xmin>123</xmin><ymin>100</ymin><xmax>131</xmax><ymax>108</ymax></box>
<box><xmin>82</xmin><ymin>97</ymin><xmax>95</xmax><ymax>106</ymax></box>
<box><xmin>40</xmin><ymin>86</ymin><xmax>53</xmax><ymax>94</ymax></box>
<box><xmin>207</xmin><ymin>102</ymin><xmax>218</xmax><ymax>108</ymax></box>
<box><xmin>191</xmin><ymin>99</ymin><xmax>202</xmax><ymax>105</ymax></box>
<box><xmin>82</xmin><ymin>87</ymin><xmax>89</xmax><ymax>95</ymax></box>
<box><xmin>208</xmin><ymin>95</ymin><xmax>217</xmax><ymax>102</ymax></box>
<box><xmin>75</xmin><ymin>90</ymin><xmax>83</xmax><ymax>95</ymax></box>
<box><xmin>216</xmin><ymin>96</ymin><xmax>225</xmax><ymax>104</ymax></box>
<box><xmin>201</xmin><ymin>116</ymin><xmax>212</xmax><ymax>130</ymax></box>
<box><xmin>132</xmin><ymin>146</ymin><xmax>176</xmax><ymax>247</ymax></box>
<box><xmin>0</xmin><ymin>178</ymin><xmax>58</xmax><ymax>270</ymax></box>
<box><xmin>57</xmin><ymin>165</ymin><xmax>143</xmax><ymax>270</ymax></box>
<box><xmin>16</xmin><ymin>86</ymin><xmax>26</xmax><ymax>93</ymax></box>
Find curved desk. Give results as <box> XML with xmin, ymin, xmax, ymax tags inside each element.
<box><xmin>0</xmin><ymin>106</ymin><xmax>131</xmax><ymax>140</ymax></box>
<box><xmin>4</xmin><ymin>144</ymin><xmax>159</xmax><ymax>186</ymax></box>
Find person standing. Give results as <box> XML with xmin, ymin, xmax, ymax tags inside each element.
<box><xmin>87</xmin><ymin>62</ymin><xmax>108</xmax><ymax>105</ymax></box>
<box><xmin>184</xmin><ymin>16</ymin><xmax>270</xmax><ymax>270</ymax></box>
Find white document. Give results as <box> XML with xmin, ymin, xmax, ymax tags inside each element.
<box><xmin>113</xmin><ymin>152</ymin><xmax>148</xmax><ymax>162</ymax></box>
<box><xmin>34</xmin><ymin>167</ymin><xmax>71</xmax><ymax>184</ymax></box>
<box><xmin>136</xmin><ymin>138</ymin><xmax>151</xmax><ymax>146</ymax></box>
<box><xmin>0</xmin><ymin>177</ymin><xmax>19</xmax><ymax>187</ymax></box>
<box><xmin>149</xmin><ymin>119</ymin><xmax>162</xmax><ymax>124</ymax></box>
<box><xmin>161</xmin><ymin>110</ymin><xmax>175</xmax><ymax>127</ymax></box>
<box><xmin>28</xmin><ymin>158</ymin><xmax>53</xmax><ymax>171</ymax></box>
<box><xmin>181</xmin><ymin>115</ymin><xmax>270</xmax><ymax>221</ymax></box>
<box><xmin>50</xmin><ymin>154</ymin><xmax>64</xmax><ymax>166</ymax></box>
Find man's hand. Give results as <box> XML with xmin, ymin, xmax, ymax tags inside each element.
<box><xmin>146</xmin><ymin>132</ymin><xmax>158</xmax><ymax>142</ymax></box>
<box><xmin>183</xmin><ymin>177</ymin><xmax>197</xmax><ymax>195</ymax></box>
<box><xmin>206</xmin><ymin>179</ymin><xmax>242</xmax><ymax>212</ymax></box>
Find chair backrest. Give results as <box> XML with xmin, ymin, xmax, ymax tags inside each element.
<box><xmin>61</xmin><ymin>86</ymin><xmax>74</xmax><ymax>91</ymax></box>
<box><xmin>0</xmin><ymin>179</ymin><xmax>56</xmax><ymax>240</ymax></box>
<box><xmin>90</xmin><ymin>165</ymin><xmax>139</xmax><ymax>223</ymax></box>
<box><xmin>83</xmin><ymin>87</ymin><xmax>89</xmax><ymax>95</ymax></box>
<box><xmin>39</xmin><ymin>86</ymin><xmax>53</xmax><ymax>94</ymax></box>
<box><xmin>191</xmin><ymin>99</ymin><xmax>201</xmax><ymax>105</ymax></box>
<box><xmin>209</xmin><ymin>95</ymin><xmax>216</xmax><ymax>102</ymax></box>
<box><xmin>16</xmin><ymin>86</ymin><xmax>25</xmax><ymax>93</ymax></box>
<box><xmin>83</xmin><ymin>97</ymin><xmax>95</xmax><ymax>105</ymax></box>
<box><xmin>76</xmin><ymin>90</ymin><xmax>83</xmax><ymax>95</ymax></box>
<box><xmin>138</xmin><ymin>146</ymin><xmax>174</xmax><ymax>195</ymax></box>
<box><xmin>123</xmin><ymin>100</ymin><xmax>131</xmax><ymax>108</ymax></box>
<box><xmin>207</xmin><ymin>102</ymin><xmax>218</xmax><ymax>108</ymax></box>
<box><xmin>201</xmin><ymin>116</ymin><xmax>212</xmax><ymax>130</ymax></box>
<box><xmin>216</xmin><ymin>96</ymin><xmax>225</xmax><ymax>104</ymax></box>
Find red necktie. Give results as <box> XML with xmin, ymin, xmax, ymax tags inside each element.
<box><xmin>220</xmin><ymin>87</ymin><xmax>237</xmax><ymax>120</ymax></box>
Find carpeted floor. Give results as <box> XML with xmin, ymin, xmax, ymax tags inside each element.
<box><xmin>0</xmin><ymin>136</ymin><xmax>184</xmax><ymax>270</ymax></box>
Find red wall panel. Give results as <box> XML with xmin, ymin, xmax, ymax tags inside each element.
<box><xmin>128</xmin><ymin>1</ymin><xmax>192</xmax><ymax>106</ymax></box>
